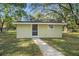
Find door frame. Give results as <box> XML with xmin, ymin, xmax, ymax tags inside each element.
<box><xmin>32</xmin><ymin>24</ymin><xmax>39</xmax><ymax>37</ymax></box>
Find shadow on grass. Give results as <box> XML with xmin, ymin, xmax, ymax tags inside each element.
<box><xmin>0</xmin><ymin>32</ymin><xmax>42</xmax><ymax>56</ymax></box>
<box><xmin>42</xmin><ymin>33</ymin><xmax>79</xmax><ymax>56</ymax></box>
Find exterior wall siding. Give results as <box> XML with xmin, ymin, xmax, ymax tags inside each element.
<box><xmin>16</xmin><ymin>24</ymin><xmax>63</xmax><ymax>38</ymax></box>
<box><xmin>38</xmin><ymin>24</ymin><xmax>63</xmax><ymax>38</ymax></box>
<box><xmin>16</xmin><ymin>24</ymin><xmax>32</xmax><ymax>38</ymax></box>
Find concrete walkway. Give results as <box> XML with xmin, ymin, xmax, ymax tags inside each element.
<box><xmin>32</xmin><ymin>38</ymin><xmax>64</xmax><ymax>56</ymax></box>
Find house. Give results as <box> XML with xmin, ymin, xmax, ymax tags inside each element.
<box><xmin>14</xmin><ymin>19</ymin><xmax>67</xmax><ymax>38</ymax></box>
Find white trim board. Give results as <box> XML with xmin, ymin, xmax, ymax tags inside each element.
<box><xmin>13</xmin><ymin>22</ymin><xmax>67</xmax><ymax>25</ymax></box>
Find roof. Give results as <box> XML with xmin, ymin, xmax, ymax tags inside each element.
<box><xmin>13</xmin><ymin>20</ymin><xmax>67</xmax><ymax>25</ymax></box>
<box><xmin>17</xmin><ymin>19</ymin><xmax>63</xmax><ymax>23</ymax></box>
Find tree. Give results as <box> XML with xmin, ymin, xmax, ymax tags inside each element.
<box><xmin>0</xmin><ymin>4</ymin><xmax>11</xmax><ymax>32</ymax></box>
<box><xmin>29</xmin><ymin>3</ymin><xmax>79</xmax><ymax>32</ymax></box>
<box><xmin>43</xmin><ymin>3</ymin><xmax>79</xmax><ymax>32</ymax></box>
<box><xmin>0</xmin><ymin>3</ymin><xmax>27</xmax><ymax>32</ymax></box>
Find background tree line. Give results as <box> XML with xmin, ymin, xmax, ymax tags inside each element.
<box><xmin>0</xmin><ymin>3</ymin><xmax>79</xmax><ymax>32</ymax></box>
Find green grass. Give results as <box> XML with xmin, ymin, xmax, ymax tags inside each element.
<box><xmin>0</xmin><ymin>31</ymin><xmax>42</xmax><ymax>56</ymax></box>
<box><xmin>42</xmin><ymin>32</ymin><xmax>79</xmax><ymax>56</ymax></box>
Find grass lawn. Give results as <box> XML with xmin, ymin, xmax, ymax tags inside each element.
<box><xmin>0</xmin><ymin>31</ymin><xmax>42</xmax><ymax>56</ymax></box>
<box><xmin>42</xmin><ymin>32</ymin><xmax>79</xmax><ymax>56</ymax></box>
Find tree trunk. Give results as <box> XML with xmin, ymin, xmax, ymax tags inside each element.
<box><xmin>1</xmin><ymin>22</ymin><xmax>4</xmax><ymax>32</ymax></box>
<box><xmin>64</xmin><ymin>25</ymin><xmax>68</xmax><ymax>33</ymax></box>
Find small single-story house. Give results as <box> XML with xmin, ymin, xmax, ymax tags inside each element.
<box><xmin>14</xmin><ymin>20</ymin><xmax>67</xmax><ymax>38</ymax></box>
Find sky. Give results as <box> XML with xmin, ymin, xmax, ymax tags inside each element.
<box><xmin>25</xmin><ymin>3</ymin><xmax>59</xmax><ymax>15</ymax></box>
<box><xmin>25</xmin><ymin>3</ymin><xmax>44</xmax><ymax>15</ymax></box>
<box><xmin>25</xmin><ymin>4</ymin><xmax>32</xmax><ymax>15</ymax></box>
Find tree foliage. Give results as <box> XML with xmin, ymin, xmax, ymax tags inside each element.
<box><xmin>0</xmin><ymin>3</ymin><xmax>79</xmax><ymax>32</ymax></box>
<box><xmin>0</xmin><ymin>3</ymin><xmax>27</xmax><ymax>32</ymax></box>
<box><xmin>30</xmin><ymin>3</ymin><xmax>79</xmax><ymax>32</ymax></box>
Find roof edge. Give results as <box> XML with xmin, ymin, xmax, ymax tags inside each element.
<box><xmin>13</xmin><ymin>22</ymin><xmax>67</xmax><ymax>25</ymax></box>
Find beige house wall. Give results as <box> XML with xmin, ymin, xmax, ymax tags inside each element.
<box><xmin>16</xmin><ymin>24</ymin><xmax>32</xmax><ymax>38</ymax></box>
<box><xmin>38</xmin><ymin>24</ymin><xmax>63</xmax><ymax>38</ymax></box>
<box><xmin>16</xmin><ymin>24</ymin><xmax>63</xmax><ymax>38</ymax></box>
